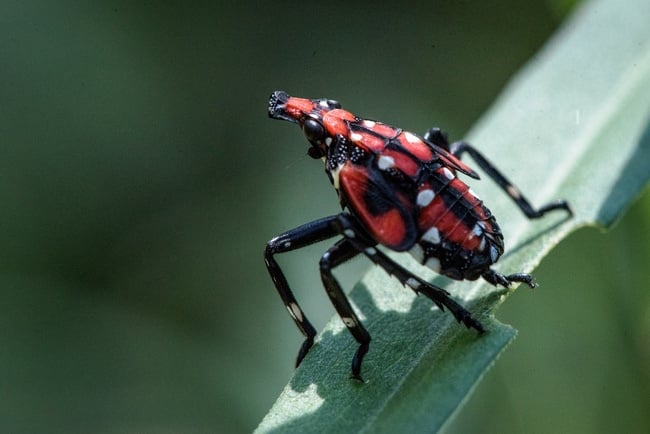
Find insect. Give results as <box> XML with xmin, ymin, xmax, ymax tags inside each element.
<box><xmin>265</xmin><ymin>91</ymin><xmax>572</xmax><ymax>380</ymax></box>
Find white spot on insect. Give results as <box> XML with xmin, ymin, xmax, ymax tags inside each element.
<box><xmin>287</xmin><ymin>302</ymin><xmax>304</xmax><ymax>322</ymax></box>
<box><xmin>490</xmin><ymin>245</ymin><xmax>499</xmax><ymax>262</ymax></box>
<box><xmin>479</xmin><ymin>237</ymin><xmax>487</xmax><ymax>251</ymax></box>
<box><xmin>362</xmin><ymin>120</ymin><xmax>376</xmax><ymax>128</ymax></box>
<box><xmin>472</xmin><ymin>224</ymin><xmax>483</xmax><ymax>237</ymax></box>
<box><xmin>410</xmin><ymin>244</ymin><xmax>424</xmax><ymax>263</ymax></box>
<box><xmin>425</xmin><ymin>257</ymin><xmax>442</xmax><ymax>272</ymax></box>
<box><xmin>377</xmin><ymin>155</ymin><xmax>395</xmax><ymax>170</ymax></box>
<box><xmin>406</xmin><ymin>277</ymin><xmax>421</xmax><ymax>289</ymax></box>
<box><xmin>283</xmin><ymin>241</ymin><xmax>292</xmax><ymax>249</ymax></box>
<box><xmin>442</xmin><ymin>167</ymin><xmax>454</xmax><ymax>180</ymax></box>
<box><xmin>325</xmin><ymin>137</ymin><xmax>333</xmax><ymax>146</ymax></box>
<box><xmin>343</xmin><ymin>228</ymin><xmax>356</xmax><ymax>238</ymax></box>
<box><xmin>506</xmin><ymin>185</ymin><xmax>522</xmax><ymax>200</ymax></box>
<box><xmin>404</xmin><ymin>131</ymin><xmax>419</xmax><ymax>143</ymax></box>
<box><xmin>416</xmin><ymin>189</ymin><xmax>435</xmax><ymax>207</ymax></box>
<box><xmin>342</xmin><ymin>317</ymin><xmax>356</xmax><ymax>328</ymax></box>
<box><xmin>350</xmin><ymin>132</ymin><xmax>363</xmax><ymax>142</ymax></box>
<box><xmin>330</xmin><ymin>164</ymin><xmax>343</xmax><ymax>189</ymax></box>
<box><xmin>421</xmin><ymin>227</ymin><xmax>441</xmax><ymax>244</ymax></box>
<box><xmin>364</xmin><ymin>247</ymin><xmax>377</xmax><ymax>256</ymax></box>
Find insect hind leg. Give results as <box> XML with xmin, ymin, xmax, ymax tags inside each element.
<box><xmin>423</xmin><ymin>127</ymin><xmax>573</xmax><ymax>219</ymax></box>
<box><xmin>357</xmin><ymin>243</ymin><xmax>485</xmax><ymax>334</ymax></box>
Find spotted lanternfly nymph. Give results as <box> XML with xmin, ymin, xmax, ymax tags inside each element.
<box><xmin>265</xmin><ymin>91</ymin><xmax>572</xmax><ymax>380</ymax></box>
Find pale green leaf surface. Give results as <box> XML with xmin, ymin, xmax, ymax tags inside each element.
<box><xmin>256</xmin><ymin>0</ymin><xmax>650</xmax><ymax>432</ymax></box>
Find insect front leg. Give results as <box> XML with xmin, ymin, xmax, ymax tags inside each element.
<box><xmin>423</xmin><ymin>127</ymin><xmax>573</xmax><ymax>219</ymax></box>
<box><xmin>319</xmin><ymin>238</ymin><xmax>370</xmax><ymax>381</ymax></box>
<box><xmin>265</xmin><ymin>215</ymin><xmax>346</xmax><ymax>368</ymax></box>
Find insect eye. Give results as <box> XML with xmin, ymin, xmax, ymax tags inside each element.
<box><xmin>303</xmin><ymin>119</ymin><xmax>326</xmax><ymax>144</ymax></box>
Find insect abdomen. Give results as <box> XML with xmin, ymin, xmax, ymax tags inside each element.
<box><xmin>411</xmin><ymin>166</ymin><xmax>504</xmax><ymax>280</ymax></box>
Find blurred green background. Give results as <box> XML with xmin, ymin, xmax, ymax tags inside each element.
<box><xmin>1</xmin><ymin>1</ymin><xmax>648</xmax><ymax>433</ymax></box>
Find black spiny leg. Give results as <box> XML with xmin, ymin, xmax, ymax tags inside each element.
<box><xmin>319</xmin><ymin>239</ymin><xmax>371</xmax><ymax>381</ymax></box>
<box><xmin>266</xmin><ymin>214</ymin><xmax>375</xmax><ymax>378</ymax></box>
<box><xmin>333</xmin><ymin>214</ymin><xmax>484</xmax><ymax>333</ymax></box>
<box><xmin>265</xmin><ymin>215</ymin><xmax>346</xmax><ymax>368</ymax></box>
<box><xmin>423</xmin><ymin>128</ymin><xmax>573</xmax><ymax>218</ymax></box>
<box><xmin>360</xmin><ymin>245</ymin><xmax>485</xmax><ymax>333</ymax></box>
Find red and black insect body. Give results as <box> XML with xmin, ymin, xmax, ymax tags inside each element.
<box><xmin>265</xmin><ymin>90</ymin><xmax>571</xmax><ymax>380</ymax></box>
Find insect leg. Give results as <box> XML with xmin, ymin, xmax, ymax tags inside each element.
<box><xmin>423</xmin><ymin>127</ymin><xmax>573</xmax><ymax>218</ymax></box>
<box><xmin>362</xmin><ymin>245</ymin><xmax>485</xmax><ymax>333</ymax></box>
<box><xmin>265</xmin><ymin>215</ymin><xmax>345</xmax><ymax>368</ymax></box>
<box><xmin>319</xmin><ymin>238</ymin><xmax>370</xmax><ymax>381</ymax></box>
<box><xmin>482</xmin><ymin>268</ymin><xmax>537</xmax><ymax>288</ymax></box>
<box><xmin>332</xmin><ymin>213</ymin><xmax>484</xmax><ymax>333</ymax></box>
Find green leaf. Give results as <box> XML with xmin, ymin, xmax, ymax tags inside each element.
<box><xmin>256</xmin><ymin>0</ymin><xmax>650</xmax><ymax>432</ymax></box>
